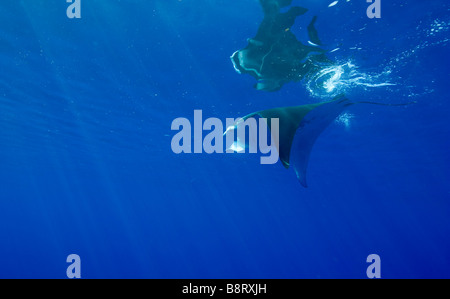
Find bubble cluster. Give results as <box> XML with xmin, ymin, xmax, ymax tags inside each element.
<box><xmin>305</xmin><ymin>61</ymin><xmax>395</xmax><ymax>98</ymax></box>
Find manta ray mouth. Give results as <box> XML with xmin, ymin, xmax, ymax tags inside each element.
<box><xmin>230</xmin><ymin>50</ymin><xmax>263</xmax><ymax>78</ymax></box>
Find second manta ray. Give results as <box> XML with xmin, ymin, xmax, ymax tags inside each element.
<box><xmin>231</xmin><ymin>0</ymin><xmax>330</xmax><ymax>91</ymax></box>
<box><xmin>225</xmin><ymin>95</ymin><xmax>408</xmax><ymax>187</ymax></box>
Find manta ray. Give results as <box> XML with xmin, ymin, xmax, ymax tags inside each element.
<box><xmin>231</xmin><ymin>0</ymin><xmax>330</xmax><ymax>91</ymax></box>
<box><xmin>227</xmin><ymin>0</ymin><xmax>411</xmax><ymax>186</ymax></box>
<box><xmin>225</xmin><ymin>95</ymin><xmax>410</xmax><ymax>187</ymax></box>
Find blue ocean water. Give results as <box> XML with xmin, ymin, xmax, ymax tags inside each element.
<box><xmin>0</xmin><ymin>0</ymin><xmax>449</xmax><ymax>279</ymax></box>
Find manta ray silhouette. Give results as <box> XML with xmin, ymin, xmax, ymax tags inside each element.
<box><xmin>226</xmin><ymin>95</ymin><xmax>411</xmax><ymax>187</ymax></box>
<box><xmin>226</xmin><ymin>94</ymin><xmax>350</xmax><ymax>187</ymax></box>
<box><xmin>231</xmin><ymin>0</ymin><xmax>330</xmax><ymax>91</ymax></box>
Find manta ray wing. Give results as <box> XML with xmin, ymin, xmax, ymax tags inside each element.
<box><xmin>290</xmin><ymin>97</ymin><xmax>353</xmax><ymax>187</ymax></box>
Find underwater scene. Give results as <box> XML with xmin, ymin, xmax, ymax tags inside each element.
<box><xmin>0</xmin><ymin>0</ymin><xmax>449</xmax><ymax>279</ymax></box>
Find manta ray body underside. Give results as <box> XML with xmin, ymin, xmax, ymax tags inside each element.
<box><xmin>231</xmin><ymin>0</ymin><xmax>329</xmax><ymax>91</ymax></box>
